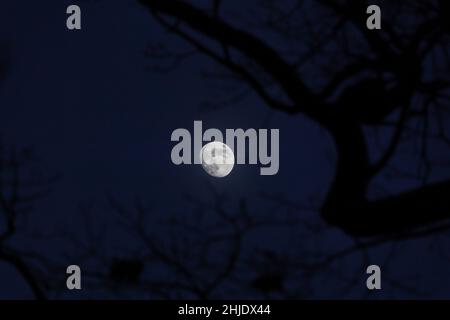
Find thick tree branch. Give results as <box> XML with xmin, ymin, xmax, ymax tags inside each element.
<box><xmin>340</xmin><ymin>179</ymin><xmax>450</xmax><ymax>236</ymax></box>
<box><xmin>0</xmin><ymin>250</ymin><xmax>46</xmax><ymax>299</ymax></box>
<box><xmin>140</xmin><ymin>0</ymin><xmax>450</xmax><ymax>238</ymax></box>
<box><xmin>153</xmin><ymin>13</ymin><xmax>296</xmax><ymax>114</ymax></box>
<box><xmin>139</xmin><ymin>0</ymin><xmax>329</xmax><ymax>121</ymax></box>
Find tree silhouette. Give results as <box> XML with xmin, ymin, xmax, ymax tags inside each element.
<box><xmin>46</xmin><ymin>190</ymin><xmax>432</xmax><ymax>299</ymax></box>
<box><xmin>0</xmin><ymin>141</ymin><xmax>56</xmax><ymax>299</ymax></box>
<box><xmin>139</xmin><ymin>0</ymin><xmax>450</xmax><ymax>237</ymax></box>
<box><xmin>44</xmin><ymin>192</ymin><xmax>376</xmax><ymax>299</ymax></box>
<box><xmin>0</xmin><ymin>46</ymin><xmax>60</xmax><ymax>299</ymax></box>
<box><xmin>2</xmin><ymin>0</ymin><xmax>450</xmax><ymax>299</ymax></box>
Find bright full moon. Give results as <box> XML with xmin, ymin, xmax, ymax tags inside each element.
<box><xmin>200</xmin><ymin>142</ymin><xmax>235</xmax><ymax>177</ymax></box>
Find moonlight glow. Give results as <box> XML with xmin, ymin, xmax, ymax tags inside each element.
<box><xmin>200</xmin><ymin>142</ymin><xmax>235</xmax><ymax>177</ymax></box>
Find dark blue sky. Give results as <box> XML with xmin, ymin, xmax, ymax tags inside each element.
<box><xmin>0</xmin><ymin>0</ymin><xmax>332</xmax><ymax>207</ymax></box>
<box><xmin>1</xmin><ymin>0</ymin><xmax>450</xmax><ymax>299</ymax></box>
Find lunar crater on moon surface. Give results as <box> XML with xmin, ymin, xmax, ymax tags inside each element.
<box><xmin>200</xmin><ymin>142</ymin><xmax>235</xmax><ymax>177</ymax></box>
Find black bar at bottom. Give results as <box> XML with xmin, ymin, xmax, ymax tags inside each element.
<box><xmin>0</xmin><ymin>300</ymin><xmax>444</xmax><ymax>319</ymax></box>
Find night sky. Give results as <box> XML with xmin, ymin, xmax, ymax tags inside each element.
<box><xmin>1</xmin><ymin>0</ymin><xmax>450</xmax><ymax>299</ymax></box>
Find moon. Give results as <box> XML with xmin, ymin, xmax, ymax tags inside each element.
<box><xmin>199</xmin><ymin>141</ymin><xmax>235</xmax><ymax>177</ymax></box>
